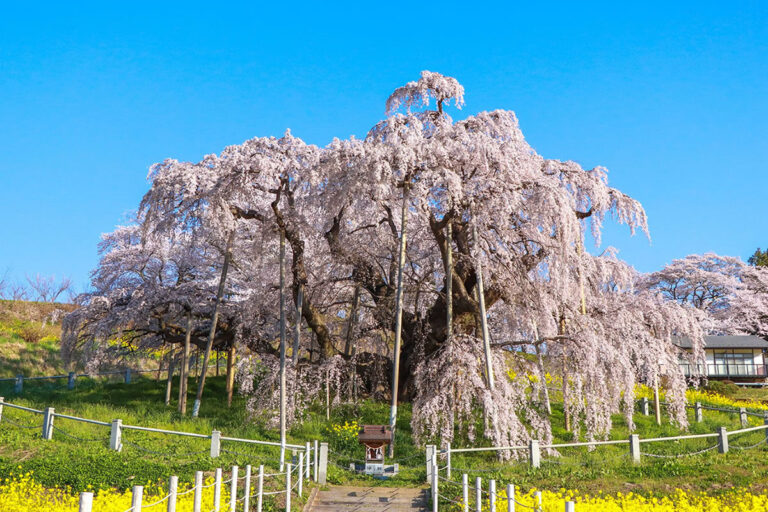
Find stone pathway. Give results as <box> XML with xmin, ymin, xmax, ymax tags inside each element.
<box><xmin>307</xmin><ymin>485</ymin><xmax>428</xmax><ymax>511</ymax></box>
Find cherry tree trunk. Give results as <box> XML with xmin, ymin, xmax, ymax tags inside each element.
<box><xmin>534</xmin><ymin>336</ymin><xmax>551</xmax><ymax>415</ymax></box>
<box><xmin>178</xmin><ymin>314</ymin><xmax>192</xmax><ymax>415</ymax></box>
<box><xmin>226</xmin><ymin>343</ymin><xmax>236</xmax><ymax>407</ymax></box>
<box><xmin>165</xmin><ymin>351</ymin><xmax>176</xmax><ymax>407</ymax></box>
<box><xmin>291</xmin><ymin>284</ymin><xmax>304</xmax><ymax>364</ymax></box>
<box><xmin>344</xmin><ymin>286</ymin><xmax>360</xmax><ymax>356</ymax></box>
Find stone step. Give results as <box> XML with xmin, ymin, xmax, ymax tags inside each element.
<box><xmin>308</xmin><ymin>486</ymin><xmax>428</xmax><ymax>511</ymax></box>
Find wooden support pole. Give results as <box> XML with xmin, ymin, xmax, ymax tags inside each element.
<box><xmin>193</xmin><ymin>229</ymin><xmax>235</xmax><ymax>418</ymax></box>
<box><xmin>165</xmin><ymin>352</ymin><xmax>176</xmax><ymax>407</ymax></box>
<box><xmin>472</xmin><ymin>221</ymin><xmax>494</xmax><ymax>391</ymax></box>
<box><xmin>388</xmin><ymin>184</ymin><xmax>409</xmax><ymax>457</ymax></box>
<box><xmin>279</xmin><ymin>230</ymin><xmax>287</xmax><ymax>469</ymax></box>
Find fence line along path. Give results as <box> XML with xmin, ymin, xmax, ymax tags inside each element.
<box><xmin>307</xmin><ymin>486</ymin><xmax>428</xmax><ymax>512</ymax></box>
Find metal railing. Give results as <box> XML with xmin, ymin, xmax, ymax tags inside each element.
<box><xmin>680</xmin><ymin>362</ymin><xmax>768</xmax><ymax>378</ymax></box>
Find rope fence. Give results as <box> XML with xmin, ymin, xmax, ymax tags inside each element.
<box><xmin>78</xmin><ymin>461</ymin><xmax>309</xmax><ymax>512</ymax></box>
<box><xmin>0</xmin><ymin>396</ymin><xmax>330</xmax><ymax>493</ymax></box>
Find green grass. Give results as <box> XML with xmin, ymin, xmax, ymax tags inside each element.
<box><xmin>1</xmin><ymin>374</ymin><xmax>767</xmax><ymax>503</ymax></box>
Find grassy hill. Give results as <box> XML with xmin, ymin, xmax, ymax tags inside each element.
<box><xmin>0</xmin><ymin>300</ymin><xmax>76</xmax><ymax>377</ymax></box>
<box><xmin>1</xmin><ymin>299</ymin><xmax>768</xmax><ymax>509</ymax></box>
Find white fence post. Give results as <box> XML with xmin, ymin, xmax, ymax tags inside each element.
<box><xmin>425</xmin><ymin>444</ymin><xmax>435</xmax><ymax>483</ymax></box>
<box><xmin>168</xmin><ymin>475</ymin><xmax>178</xmax><ymax>512</ymax></box>
<box><xmin>229</xmin><ymin>465</ymin><xmax>239</xmax><ymax>512</ymax></box>
<box><xmin>42</xmin><ymin>407</ymin><xmax>55</xmax><ymax>440</ymax></box>
<box><xmin>740</xmin><ymin>408</ymin><xmax>748</xmax><ymax>428</ymax></box>
<box><xmin>475</xmin><ymin>477</ymin><xmax>482</xmax><ymax>512</ymax></box>
<box><xmin>257</xmin><ymin>464</ymin><xmax>264</xmax><ymax>512</ymax></box>
<box><xmin>629</xmin><ymin>434</ymin><xmax>641</xmax><ymax>463</ymax></box>
<box><xmin>68</xmin><ymin>372</ymin><xmax>76</xmax><ymax>390</ymax></box>
<box><xmin>313</xmin><ymin>439</ymin><xmax>319</xmax><ymax>482</ymax></box>
<box><xmin>124</xmin><ymin>369</ymin><xmax>132</xmax><ymax>384</ymax></box>
<box><xmin>318</xmin><ymin>442</ymin><xmax>328</xmax><ymax>484</ymax></box>
<box><xmin>446</xmin><ymin>442</ymin><xmax>452</xmax><ymax>479</ymax></box>
<box><xmin>718</xmin><ymin>426</ymin><xmax>729</xmax><ymax>453</ymax></box>
<box><xmin>695</xmin><ymin>402</ymin><xmax>703</xmax><ymax>423</ymax></box>
<box><xmin>565</xmin><ymin>500</ymin><xmax>575</xmax><ymax>512</ymax></box>
<box><xmin>507</xmin><ymin>483</ymin><xmax>515</xmax><ymax>512</ymax></box>
<box><xmin>462</xmin><ymin>473</ymin><xmax>469</xmax><ymax>512</ymax></box>
<box><xmin>78</xmin><ymin>491</ymin><xmax>93</xmax><ymax>512</ymax></box>
<box><xmin>0</xmin><ymin>397</ymin><xmax>4</xmax><ymax>423</ymax></box>
<box><xmin>244</xmin><ymin>465</ymin><xmax>251</xmax><ymax>512</ymax></box>
<box><xmin>535</xmin><ymin>491</ymin><xmax>542</xmax><ymax>507</ymax></box>
<box><xmin>298</xmin><ymin>453</ymin><xmax>304</xmax><ymax>498</ymax></box>
<box><xmin>431</xmin><ymin>458</ymin><xmax>438</xmax><ymax>512</ymax></box>
<box><xmin>211</xmin><ymin>430</ymin><xmax>221</xmax><ymax>458</ymax></box>
<box><xmin>641</xmin><ymin>397</ymin><xmax>649</xmax><ymax>415</ymax></box>
<box><xmin>193</xmin><ymin>470</ymin><xmax>203</xmax><ymax>512</ymax></box>
<box><xmin>214</xmin><ymin>468</ymin><xmax>222</xmax><ymax>512</ymax></box>
<box><xmin>489</xmin><ymin>479</ymin><xmax>496</xmax><ymax>512</ymax></box>
<box><xmin>15</xmin><ymin>375</ymin><xmax>23</xmax><ymax>394</ymax></box>
<box><xmin>285</xmin><ymin>462</ymin><xmax>292</xmax><ymax>512</ymax></box>
<box><xmin>305</xmin><ymin>441</ymin><xmax>311</xmax><ymax>480</ymax></box>
<box><xmin>131</xmin><ymin>486</ymin><xmax>144</xmax><ymax>511</ymax></box>
<box><xmin>528</xmin><ymin>440</ymin><xmax>540</xmax><ymax>468</ymax></box>
<box><xmin>110</xmin><ymin>419</ymin><xmax>123</xmax><ymax>452</ymax></box>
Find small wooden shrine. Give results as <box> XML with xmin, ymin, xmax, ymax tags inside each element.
<box><xmin>358</xmin><ymin>424</ymin><xmax>393</xmax><ymax>475</ymax></box>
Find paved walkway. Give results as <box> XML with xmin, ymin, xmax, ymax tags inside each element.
<box><xmin>307</xmin><ymin>486</ymin><xmax>428</xmax><ymax>511</ymax></box>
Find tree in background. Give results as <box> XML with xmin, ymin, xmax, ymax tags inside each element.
<box><xmin>642</xmin><ymin>253</ymin><xmax>768</xmax><ymax>338</ymax></box>
<box><xmin>749</xmin><ymin>248</ymin><xmax>768</xmax><ymax>267</ymax></box>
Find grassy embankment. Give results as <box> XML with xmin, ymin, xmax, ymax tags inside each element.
<box><xmin>1</xmin><ymin>299</ymin><xmax>768</xmax><ymax>508</ymax></box>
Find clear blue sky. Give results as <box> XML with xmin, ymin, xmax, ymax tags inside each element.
<box><xmin>1</xmin><ymin>1</ymin><xmax>766</xmax><ymax>293</ymax></box>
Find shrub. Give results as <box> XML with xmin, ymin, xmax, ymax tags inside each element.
<box><xmin>18</xmin><ymin>323</ymin><xmax>45</xmax><ymax>344</ymax></box>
